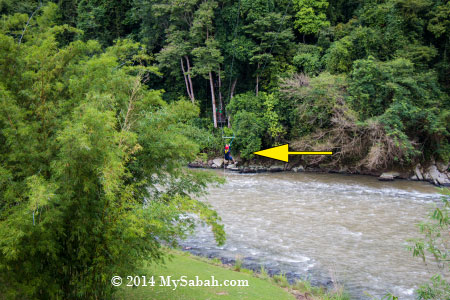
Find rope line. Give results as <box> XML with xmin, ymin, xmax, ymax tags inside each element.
<box><xmin>221</xmin><ymin>0</ymin><xmax>242</xmax><ymax>175</ymax></box>
<box><xmin>259</xmin><ymin>0</ymin><xmax>292</xmax><ymax>77</ymax></box>
<box><xmin>226</xmin><ymin>0</ymin><xmax>242</xmax><ymax>103</ymax></box>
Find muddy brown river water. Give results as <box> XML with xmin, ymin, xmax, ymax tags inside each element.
<box><xmin>182</xmin><ymin>170</ymin><xmax>446</xmax><ymax>299</ymax></box>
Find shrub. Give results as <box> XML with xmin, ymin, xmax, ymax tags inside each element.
<box><xmin>227</xmin><ymin>92</ymin><xmax>287</xmax><ymax>159</ymax></box>
<box><xmin>234</xmin><ymin>255</ymin><xmax>243</xmax><ymax>272</ymax></box>
<box><xmin>408</xmin><ymin>189</ymin><xmax>450</xmax><ymax>300</ymax></box>
<box><xmin>273</xmin><ymin>273</ymin><xmax>290</xmax><ymax>288</ymax></box>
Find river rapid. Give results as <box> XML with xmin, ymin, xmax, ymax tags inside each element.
<box><xmin>181</xmin><ymin>170</ymin><xmax>447</xmax><ymax>299</ymax></box>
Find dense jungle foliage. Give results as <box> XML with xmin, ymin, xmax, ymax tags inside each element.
<box><xmin>0</xmin><ymin>0</ymin><xmax>449</xmax><ymax>298</ymax></box>
<box><xmin>0</xmin><ymin>4</ymin><xmax>226</xmax><ymax>299</ymax></box>
<box><xmin>2</xmin><ymin>0</ymin><xmax>449</xmax><ymax>168</ymax></box>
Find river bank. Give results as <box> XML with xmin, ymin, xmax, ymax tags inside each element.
<box><xmin>116</xmin><ymin>250</ymin><xmax>349</xmax><ymax>300</ymax></box>
<box><xmin>188</xmin><ymin>156</ymin><xmax>450</xmax><ymax>187</ymax></box>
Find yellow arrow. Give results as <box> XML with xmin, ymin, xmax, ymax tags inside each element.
<box><xmin>253</xmin><ymin>144</ymin><xmax>332</xmax><ymax>162</ymax></box>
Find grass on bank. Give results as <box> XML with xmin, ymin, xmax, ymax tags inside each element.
<box><xmin>116</xmin><ymin>250</ymin><xmax>349</xmax><ymax>300</ymax></box>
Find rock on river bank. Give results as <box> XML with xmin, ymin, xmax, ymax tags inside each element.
<box><xmin>188</xmin><ymin>158</ymin><xmax>450</xmax><ymax>187</ymax></box>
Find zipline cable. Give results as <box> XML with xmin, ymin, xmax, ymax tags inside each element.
<box><xmin>258</xmin><ymin>0</ymin><xmax>292</xmax><ymax>78</ymax></box>
<box><xmin>226</xmin><ymin>0</ymin><xmax>242</xmax><ymax>103</ymax></box>
<box><xmin>222</xmin><ymin>0</ymin><xmax>242</xmax><ymax>129</ymax></box>
<box><xmin>221</xmin><ymin>0</ymin><xmax>241</xmax><ymax>175</ymax></box>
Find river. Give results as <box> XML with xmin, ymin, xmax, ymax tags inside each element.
<box><xmin>181</xmin><ymin>170</ymin><xmax>446</xmax><ymax>299</ymax></box>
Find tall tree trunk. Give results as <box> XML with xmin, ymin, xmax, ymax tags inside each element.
<box><xmin>209</xmin><ymin>71</ymin><xmax>217</xmax><ymax>128</ymax></box>
<box><xmin>230</xmin><ymin>78</ymin><xmax>237</xmax><ymax>99</ymax></box>
<box><xmin>180</xmin><ymin>58</ymin><xmax>193</xmax><ymax>102</ymax></box>
<box><xmin>185</xmin><ymin>56</ymin><xmax>195</xmax><ymax>101</ymax></box>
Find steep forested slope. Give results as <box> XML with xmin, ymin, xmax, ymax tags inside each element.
<box><xmin>1</xmin><ymin>0</ymin><xmax>449</xmax><ymax>169</ymax></box>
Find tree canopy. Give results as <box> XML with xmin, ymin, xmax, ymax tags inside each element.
<box><xmin>0</xmin><ymin>4</ymin><xmax>224</xmax><ymax>298</ymax></box>
<box><xmin>1</xmin><ymin>0</ymin><xmax>450</xmax><ymax>298</ymax></box>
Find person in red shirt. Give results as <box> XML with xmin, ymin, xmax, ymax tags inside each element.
<box><xmin>224</xmin><ymin>143</ymin><xmax>236</xmax><ymax>164</ymax></box>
